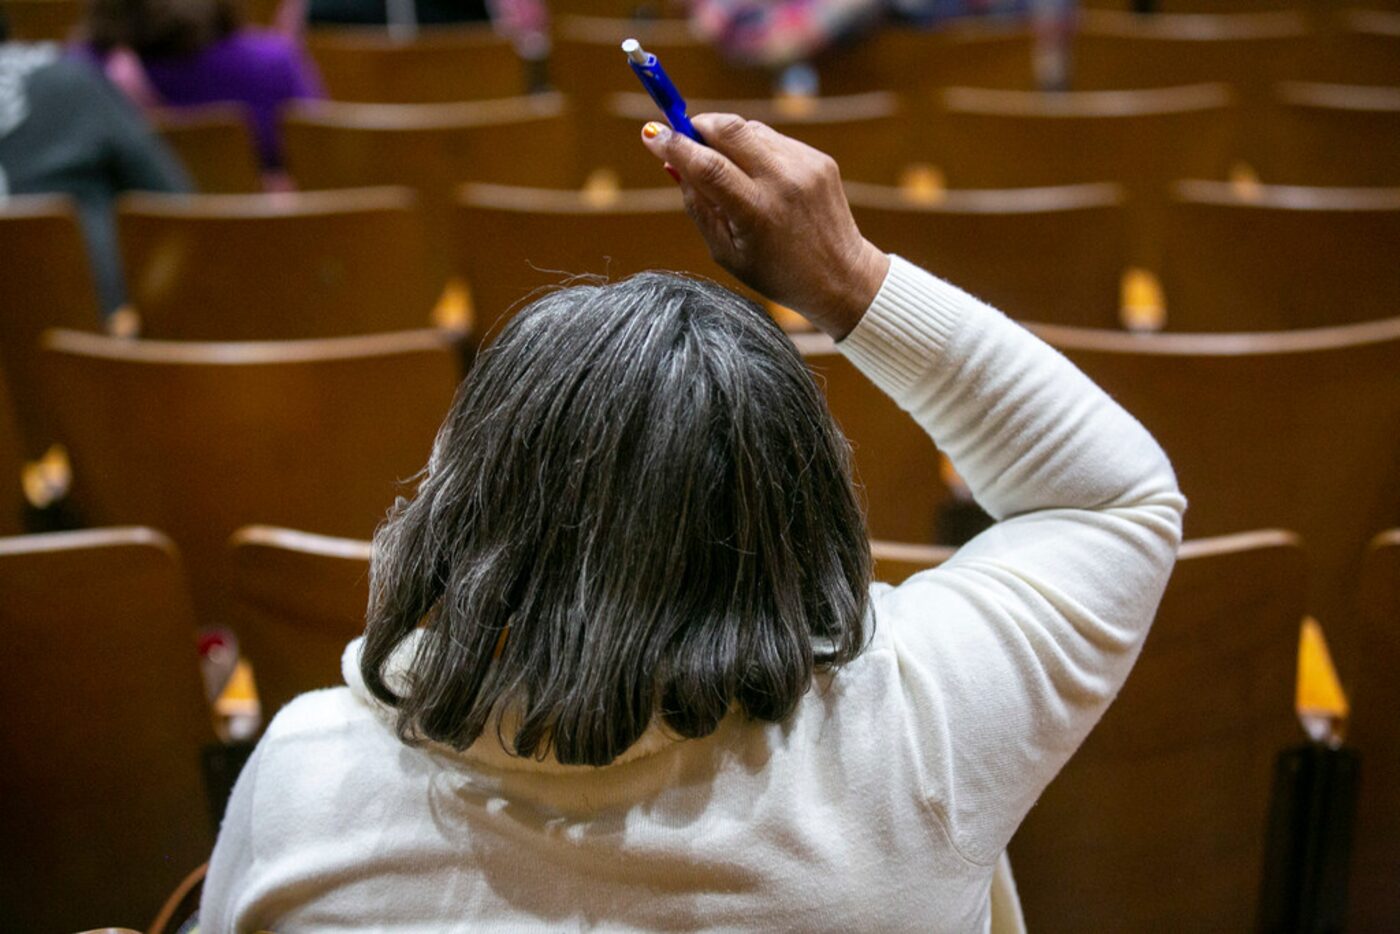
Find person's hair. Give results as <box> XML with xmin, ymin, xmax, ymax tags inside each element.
<box><xmin>361</xmin><ymin>272</ymin><xmax>873</xmax><ymax>767</ymax></box>
<box><xmin>86</xmin><ymin>0</ymin><xmax>238</xmax><ymax>57</ymax></box>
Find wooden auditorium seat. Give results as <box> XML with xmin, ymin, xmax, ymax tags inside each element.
<box><xmin>1311</xmin><ymin>9</ymin><xmax>1400</xmax><ymax>87</ymax></box>
<box><xmin>817</xmin><ymin>23</ymin><xmax>1037</xmax><ymax>95</ymax></box>
<box><xmin>0</xmin><ymin>528</ymin><xmax>213</xmax><ymax>934</ymax></box>
<box><xmin>1260</xmin><ymin>82</ymin><xmax>1400</xmax><ymax>187</ymax></box>
<box><xmin>0</xmin><ymin>0</ymin><xmax>80</xmax><ymax>40</ymax></box>
<box><xmin>0</xmin><ymin>195</ymin><xmax>103</xmax><ymax>459</ymax></box>
<box><xmin>151</xmin><ymin>105</ymin><xmax>263</xmax><ymax>194</ymax></box>
<box><xmin>1026</xmin><ymin>315</ymin><xmax>1400</xmax><ymax>673</ymax></box>
<box><xmin>870</xmin><ymin>539</ymin><xmax>954</xmax><ymax>584</ymax></box>
<box><xmin>453</xmin><ymin>183</ymin><xmax>742</xmax><ymax>343</ymax></box>
<box><xmin>1009</xmin><ymin>530</ymin><xmax>1308</xmax><ymax>932</ymax></box>
<box><xmin>1071</xmin><ymin>9</ymin><xmax>1311</xmax><ymax>97</ymax></box>
<box><xmin>791</xmin><ymin>331</ymin><xmax>953</xmax><ymax>544</ymax></box>
<box><xmin>284</xmin><ymin>94</ymin><xmax>577</xmax><ymax>293</ymax></box>
<box><xmin>116</xmin><ymin>187</ymin><xmax>440</xmax><ymax>339</ymax></box>
<box><xmin>846</xmin><ymin>181</ymin><xmax>1130</xmax><ymax>329</ymax></box>
<box><xmin>305</xmin><ymin>25</ymin><xmax>527</xmax><ymax>103</ymax></box>
<box><xmin>0</xmin><ymin>371</ymin><xmax>24</xmax><ymax>535</ymax></box>
<box><xmin>228</xmin><ymin>525</ymin><xmax>372</xmax><ymax>718</ymax></box>
<box><xmin>38</xmin><ymin>328</ymin><xmax>463</xmax><ymax>617</ymax></box>
<box><xmin>1160</xmin><ymin>181</ymin><xmax>1400</xmax><ymax>331</ymax></box>
<box><xmin>602</xmin><ymin>91</ymin><xmax>906</xmax><ymax>185</ymax></box>
<box><xmin>1350</xmin><ymin>530</ymin><xmax>1400</xmax><ymax>931</ymax></box>
<box><xmin>923</xmin><ymin>84</ymin><xmax>1236</xmax><ymax>261</ymax></box>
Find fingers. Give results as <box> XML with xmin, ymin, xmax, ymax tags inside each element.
<box><xmin>690</xmin><ymin>113</ymin><xmax>778</xmax><ymax>177</ymax></box>
<box><xmin>640</xmin><ymin>120</ymin><xmax>758</xmax><ymax>220</ymax></box>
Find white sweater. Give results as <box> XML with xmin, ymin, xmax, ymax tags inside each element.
<box><xmin>201</xmin><ymin>256</ymin><xmax>1185</xmax><ymax>933</ymax></box>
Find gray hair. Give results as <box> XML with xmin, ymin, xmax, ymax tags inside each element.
<box><xmin>361</xmin><ymin>272</ymin><xmax>872</xmax><ymax>766</ymax></box>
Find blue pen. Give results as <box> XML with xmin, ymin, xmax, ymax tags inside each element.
<box><xmin>622</xmin><ymin>38</ymin><xmax>706</xmax><ymax>145</ymax></box>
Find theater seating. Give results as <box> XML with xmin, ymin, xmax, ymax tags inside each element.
<box><xmin>116</xmin><ymin>188</ymin><xmax>440</xmax><ymax>339</ymax></box>
<box><xmin>0</xmin><ymin>372</ymin><xmax>24</xmax><ymax>535</ymax></box>
<box><xmin>870</xmin><ymin>540</ymin><xmax>954</xmax><ymax>584</ymax></box>
<box><xmin>38</xmin><ymin>328</ymin><xmax>463</xmax><ymax>618</ymax></box>
<box><xmin>305</xmin><ymin>25</ymin><xmax>528</xmax><ymax>103</ymax></box>
<box><xmin>1009</xmin><ymin>530</ymin><xmax>1308</xmax><ymax>931</ymax></box>
<box><xmin>0</xmin><ymin>528</ymin><xmax>213</xmax><ymax>934</ymax></box>
<box><xmin>817</xmin><ymin>23</ymin><xmax>1037</xmax><ymax>95</ymax></box>
<box><xmin>152</xmin><ymin>105</ymin><xmax>263</xmax><ymax>194</ymax></box>
<box><xmin>0</xmin><ymin>0</ymin><xmax>81</xmax><ymax>40</ymax></box>
<box><xmin>1260</xmin><ymin>82</ymin><xmax>1400</xmax><ymax>187</ymax></box>
<box><xmin>228</xmin><ymin>525</ymin><xmax>373</xmax><ymax>718</ymax></box>
<box><xmin>846</xmin><ymin>181</ymin><xmax>1130</xmax><ymax>329</ymax></box>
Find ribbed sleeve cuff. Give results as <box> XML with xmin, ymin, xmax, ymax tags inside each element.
<box><xmin>835</xmin><ymin>255</ymin><xmax>971</xmax><ymax>403</ymax></box>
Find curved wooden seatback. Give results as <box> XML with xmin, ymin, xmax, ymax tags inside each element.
<box><xmin>306</xmin><ymin>25</ymin><xmax>526</xmax><ymax>103</ymax></box>
<box><xmin>152</xmin><ymin>105</ymin><xmax>262</xmax><ymax>194</ymax></box>
<box><xmin>0</xmin><ymin>528</ymin><xmax>213</xmax><ymax>933</ymax></box>
<box><xmin>1262</xmin><ymin>83</ymin><xmax>1400</xmax><ymax>187</ymax></box>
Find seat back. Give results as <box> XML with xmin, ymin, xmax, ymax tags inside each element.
<box><xmin>1310</xmin><ymin>9</ymin><xmax>1400</xmax><ymax>86</ymax></box>
<box><xmin>228</xmin><ymin>525</ymin><xmax>373</xmax><ymax>718</ymax></box>
<box><xmin>869</xmin><ymin>540</ymin><xmax>954</xmax><ymax>584</ymax></box>
<box><xmin>1161</xmin><ymin>182</ymin><xmax>1400</xmax><ymax>331</ymax></box>
<box><xmin>0</xmin><ymin>0</ymin><xmax>81</xmax><ymax>39</ymax></box>
<box><xmin>792</xmin><ymin>331</ymin><xmax>953</xmax><ymax>544</ymax></box>
<box><xmin>453</xmin><ymin>183</ymin><xmax>743</xmax><ymax>342</ymax></box>
<box><xmin>1011</xmin><ymin>530</ymin><xmax>1308</xmax><ymax>932</ymax></box>
<box><xmin>1261</xmin><ymin>83</ymin><xmax>1400</xmax><ymax>187</ymax></box>
<box><xmin>152</xmin><ymin>105</ymin><xmax>263</xmax><ymax>193</ymax></box>
<box><xmin>0</xmin><ymin>368</ymin><xmax>24</xmax><ymax>534</ymax></box>
<box><xmin>1072</xmin><ymin>9</ymin><xmax>1311</xmax><ymax>97</ymax></box>
<box><xmin>1352</xmin><ymin>530</ymin><xmax>1400</xmax><ymax>930</ymax></box>
<box><xmin>39</xmin><ymin>329</ymin><xmax>462</xmax><ymax>617</ymax></box>
<box><xmin>602</xmin><ymin>91</ymin><xmax>906</xmax><ymax>185</ymax></box>
<box><xmin>116</xmin><ymin>188</ymin><xmax>439</xmax><ymax>339</ymax></box>
<box><xmin>0</xmin><ymin>528</ymin><xmax>213</xmax><ymax>933</ymax></box>
<box><xmin>305</xmin><ymin>25</ymin><xmax>526</xmax><ymax>102</ymax></box>
<box><xmin>284</xmin><ymin>95</ymin><xmax>577</xmax><ymax>291</ymax></box>
<box><xmin>0</xmin><ymin>195</ymin><xmax>103</xmax><ymax>458</ymax></box>
<box><xmin>1028</xmin><ymin>316</ymin><xmax>1400</xmax><ymax>664</ymax></box>
<box><xmin>848</xmin><ymin>181</ymin><xmax>1129</xmax><ymax>329</ymax></box>
<box><xmin>818</xmin><ymin>23</ymin><xmax>1036</xmax><ymax>95</ymax></box>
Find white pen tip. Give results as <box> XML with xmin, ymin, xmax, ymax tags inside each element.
<box><xmin>621</xmin><ymin>38</ymin><xmax>647</xmax><ymax>63</ymax></box>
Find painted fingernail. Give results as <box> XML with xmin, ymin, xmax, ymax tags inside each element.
<box><xmin>664</xmin><ymin>164</ymin><xmax>681</xmax><ymax>183</ymax></box>
<box><xmin>642</xmin><ymin>122</ymin><xmax>670</xmax><ymax>141</ymax></box>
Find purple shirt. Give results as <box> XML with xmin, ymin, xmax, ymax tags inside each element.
<box><xmin>134</xmin><ymin>31</ymin><xmax>322</xmax><ymax>169</ymax></box>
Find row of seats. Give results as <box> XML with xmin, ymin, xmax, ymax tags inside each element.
<box><xmin>3</xmin><ymin>522</ymin><xmax>1396</xmax><ymax>931</ymax></box>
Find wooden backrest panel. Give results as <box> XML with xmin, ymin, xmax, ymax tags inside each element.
<box><xmin>229</xmin><ymin>525</ymin><xmax>373</xmax><ymax>717</ymax></box>
<box><xmin>1261</xmin><ymin>83</ymin><xmax>1400</xmax><ymax>187</ymax></box>
<box><xmin>1010</xmin><ymin>530</ymin><xmax>1307</xmax><ymax>932</ymax></box>
<box><xmin>0</xmin><ymin>196</ymin><xmax>103</xmax><ymax>457</ymax></box>
<box><xmin>117</xmin><ymin>188</ymin><xmax>439</xmax><ymax>339</ymax></box>
<box><xmin>39</xmin><ymin>329</ymin><xmax>462</xmax><ymax>616</ymax></box>
<box><xmin>0</xmin><ymin>0</ymin><xmax>81</xmax><ymax>40</ymax></box>
<box><xmin>793</xmin><ymin>332</ymin><xmax>952</xmax><ymax>544</ymax></box>
<box><xmin>0</xmin><ymin>368</ymin><xmax>24</xmax><ymax>535</ymax></box>
<box><xmin>848</xmin><ymin>182</ymin><xmax>1129</xmax><ymax>329</ymax></box>
<box><xmin>1351</xmin><ymin>530</ymin><xmax>1400</xmax><ymax>930</ymax></box>
<box><xmin>0</xmin><ymin>528</ymin><xmax>213</xmax><ymax>933</ymax></box>
<box><xmin>1029</xmin><ymin>316</ymin><xmax>1400</xmax><ymax>664</ymax></box>
<box><xmin>818</xmin><ymin>24</ymin><xmax>1036</xmax><ymax>95</ymax></box>
<box><xmin>152</xmin><ymin>105</ymin><xmax>263</xmax><ymax>193</ymax></box>
<box><xmin>870</xmin><ymin>539</ymin><xmax>954</xmax><ymax>585</ymax></box>
<box><xmin>306</xmin><ymin>25</ymin><xmax>526</xmax><ymax>103</ymax></box>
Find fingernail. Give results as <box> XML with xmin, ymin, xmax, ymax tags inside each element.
<box><xmin>643</xmin><ymin>122</ymin><xmax>670</xmax><ymax>141</ymax></box>
<box><xmin>664</xmin><ymin>163</ymin><xmax>681</xmax><ymax>183</ymax></box>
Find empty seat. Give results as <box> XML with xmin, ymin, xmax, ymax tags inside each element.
<box><xmin>1160</xmin><ymin>181</ymin><xmax>1400</xmax><ymax>331</ymax></box>
<box><xmin>0</xmin><ymin>528</ymin><xmax>213</xmax><ymax>933</ymax></box>
<box><xmin>116</xmin><ymin>187</ymin><xmax>440</xmax><ymax>339</ymax></box>
<box><xmin>847</xmin><ymin>181</ymin><xmax>1130</xmax><ymax>329</ymax></box>
<box><xmin>152</xmin><ymin>105</ymin><xmax>263</xmax><ymax>194</ymax></box>
<box><xmin>1010</xmin><ymin>530</ymin><xmax>1308</xmax><ymax>932</ymax></box>
<box><xmin>602</xmin><ymin>91</ymin><xmax>906</xmax><ymax>185</ymax></box>
<box><xmin>453</xmin><ymin>183</ymin><xmax>743</xmax><ymax>342</ymax></box>
<box><xmin>1350</xmin><ymin>529</ymin><xmax>1400</xmax><ymax>930</ymax></box>
<box><xmin>39</xmin><ymin>328</ymin><xmax>463</xmax><ymax>616</ymax></box>
<box><xmin>792</xmin><ymin>331</ymin><xmax>954</xmax><ymax>544</ymax></box>
<box><xmin>0</xmin><ymin>0</ymin><xmax>80</xmax><ymax>40</ymax></box>
<box><xmin>1026</xmin><ymin>315</ymin><xmax>1400</xmax><ymax>661</ymax></box>
<box><xmin>923</xmin><ymin>84</ymin><xmax>1237</xmax><ymax>260</ymax></box>
<box><xmin>284</xmin><ymin>94</ymin><xmax>577</xmax><ymax>291</ymax></box>
<box><xmin>305</xmin><ymin>25</ymin><xmax>527</xmax><ymax>103</ymax></box>
<box><xmin>0</xmin><ymin>195</ymin><xmax>103</xmax><ymax>458</ymax></box>
<box><xmin>1310</xmin><ymin>9</ymin><xmax>1400</xmax><ymax>86</ymax></box>
<box><xmin>229</xmin><ymin>525</ymin><xmax>372</xmax><ymax>718</ymax></box>
<box><xmin>1260</xmin><ymin>82</ymin><xmax>1400</xmax><ymax>187</ymax></box>
<box><xmin>1072</xmin><ymin>9</ymin><xmax>1311</xmax><ymax>97</ymax></box>
<box><xmin>817</xmin><ymin>23</ymin><xmax>1037</xmax><ymax>95</ymax></box>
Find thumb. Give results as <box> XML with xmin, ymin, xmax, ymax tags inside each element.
<box><xmin>640</xmin><ymin>122</ymin><xmax>757</xmax><ymax>219</ymax></box>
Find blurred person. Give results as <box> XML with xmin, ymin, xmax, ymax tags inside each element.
<box><xmin>201</xmin><ymin>115</ymin><xmax>1183</xmax><ymax>931</ymax></box>
<box><xmin>82</xmin><ymin>0</ymin><xmax>323</xmax><ymax>174</ymax></box>
<box><xmin>0</xmin><ymin>10</ymin><xmax>188</xmax><ymax>314</ymax></box>
<box><xmin>303</xmin><ymin>0</ymin><xmax>549</xmax><ymax>60</ymax></box>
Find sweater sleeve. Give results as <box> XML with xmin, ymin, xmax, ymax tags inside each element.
<box><xmin>838</xmin><ymin>255</ymin><xmax>1186</xmax><ymax>865</ymax></box>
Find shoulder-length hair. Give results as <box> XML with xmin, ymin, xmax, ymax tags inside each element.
<box><xmin>361</xmin><ymin>272</ymin><xmax>872</xmax><ymax>767</ymax></box>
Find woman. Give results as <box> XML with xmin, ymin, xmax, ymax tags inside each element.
<box><xmin>83</xmin><ymin>0</ymin><xmax>322</xmax><ymax>174</ymax></box>
<box><xmin>202</xmin><ymin>116</ymin><xmax>1184</xmax><ymax>931</ymax></box>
